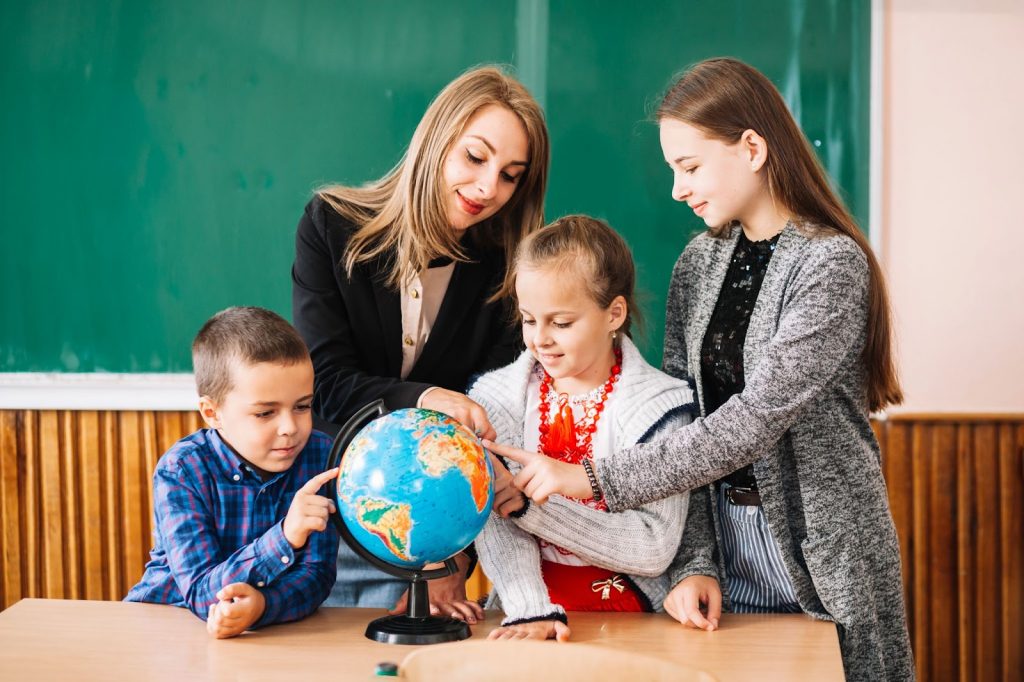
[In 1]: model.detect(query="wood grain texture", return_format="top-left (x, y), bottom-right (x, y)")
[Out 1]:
top-left (0, 410), bottom-right (1021, 681)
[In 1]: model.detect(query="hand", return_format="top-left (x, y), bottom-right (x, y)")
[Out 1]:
top-left (206, 582), bottom-right (266, 639)
top-left (482, 440), bottom-right (593, 504)
top-left (488, 452), bottom-right (526, 517)
top-left (389, 553), bottom-right (484, 624)
top-left (420, 389), bottom-right (497, 441)
top-left (663, 575), bottom-right (722, 632)
top-left (487, 619), bottom-right (570, 642)
top-left (283, 468), bottom-right (340, 549)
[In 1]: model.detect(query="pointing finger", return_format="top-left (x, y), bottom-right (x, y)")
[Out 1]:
top-left (301, 467), bottom-right (341, 493)
top-left (482, 440), bottom-right (533, 464)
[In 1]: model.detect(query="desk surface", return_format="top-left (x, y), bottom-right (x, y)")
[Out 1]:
top-left (0, 599), bottom-right (844, 681)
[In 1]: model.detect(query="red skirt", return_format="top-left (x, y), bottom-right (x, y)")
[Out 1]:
top-left (542, 560), bottom-right (648, 612)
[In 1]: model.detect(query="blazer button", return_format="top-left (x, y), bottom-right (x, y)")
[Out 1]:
top-left (403, 335), bottom-right (414, 346)
top-left (411, 289), bottom-right (420, 299)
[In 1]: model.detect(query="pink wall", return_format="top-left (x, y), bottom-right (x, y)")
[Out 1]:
top-left (882, 0), bottom-right (1024, 413)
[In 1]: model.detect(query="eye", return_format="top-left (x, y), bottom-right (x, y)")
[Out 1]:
top-left (295, 404), bottom-right (312, 412)
top-left (553, 321), bottom-right (573, 329)
top-left (500, 170), bottom-right (521, 184)
top-left (254, 410), bottom-right (274, 419)
top-left (684, 166), bottom-right (698, 175)
top-left (521, 318), bottom-right (536, 326)
top-left (465, 150), bottom-right (484, 165)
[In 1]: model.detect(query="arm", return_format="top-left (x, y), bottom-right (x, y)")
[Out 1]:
top-left (667, 484), bottom-right (718, 586)
top-left (475, 510), bottom-right (565, 625)
top-left (510, 413), bottom-right (691, 577)
top-left (597, 245), bottom-right (870, 510)
top-left (252, 520), bottom-right (339, 627)
top-left (291, 199), bottom-right (432, 425)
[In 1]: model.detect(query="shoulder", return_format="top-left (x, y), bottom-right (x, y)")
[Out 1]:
top-left (671, 230), bottom-right (722, 284)
top-left (468, 349), bottom-right (535, 403)
top-left (298, 194), bottom-right (361, 244)
top-left (154, 430), bottom-right (216, 485)
top-left (614, 339), bottom-right (696, 442)
top-left (786, 225), bottom-right (869, 282)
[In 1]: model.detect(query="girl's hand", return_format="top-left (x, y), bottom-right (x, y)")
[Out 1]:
top-left (663, 575), bottom-right (722, 631)
top-left (488, 452), bottom-right (527, 517)
top-left (482, 440), bottom-right (593, 504)
top-left (487, 619), bottom-right (571, 642)
top-left (420, 389), bottom-right (497, 441)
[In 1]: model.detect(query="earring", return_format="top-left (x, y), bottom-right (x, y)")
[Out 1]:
top-left (611, 331), bottom-right (617, 340)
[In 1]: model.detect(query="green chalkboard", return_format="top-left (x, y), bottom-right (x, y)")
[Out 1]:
top-left (1, 0), bottom-right (870, 372)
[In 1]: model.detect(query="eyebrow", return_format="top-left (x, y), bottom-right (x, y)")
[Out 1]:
top-left (671, 155), bottom-right (696, 165)
top-left (466, 135), bottom-right (529, 167)
top-left (250, 394), bottom-right (314, 406)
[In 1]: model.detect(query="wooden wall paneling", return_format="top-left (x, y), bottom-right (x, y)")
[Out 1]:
top-left (78, 411), bottom-right (105, 600)
top-left (956, 424), bottom-right (975, 682)
top-left (930, 423), bottom-right (958, 680)
top-left (972, 425), bottom-right (1000, 681)
top-left (118, 412), bottom-right (146, 599)
top-left (59, 411), bottom-right (80, 600)
top-left (21, 411), bottom-right (40, 600)
top-left (0, 411), bottom-right (22, 608)
top-left (101, 410), bottom-right (122, 600)
top-left (882, 420), bottom-right (915, 627)
top-left (38, 411), bottom-right (64, 598)
top-left (910, 422), bottom-right (931, 679)
top-left (1002, 425), bottom-right (1024, 679)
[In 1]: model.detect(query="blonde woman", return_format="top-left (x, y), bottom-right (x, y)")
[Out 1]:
top-left (291, 66), bottom-right (549, 616)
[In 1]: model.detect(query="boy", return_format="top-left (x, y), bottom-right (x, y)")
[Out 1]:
top-left (125, 306), bottom-right (340, 638)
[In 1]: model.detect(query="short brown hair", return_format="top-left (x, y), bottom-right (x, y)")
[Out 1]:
top-left (511, 215), bottom-right (643, 339)
top-left (192, 307), bottom-right (309, 403)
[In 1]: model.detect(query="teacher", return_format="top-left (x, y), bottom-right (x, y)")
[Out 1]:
top-left (292, 66), bottom-right (549, 616)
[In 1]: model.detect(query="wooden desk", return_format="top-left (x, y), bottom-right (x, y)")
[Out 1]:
top-left (0, 599), bottom-right (844, 681)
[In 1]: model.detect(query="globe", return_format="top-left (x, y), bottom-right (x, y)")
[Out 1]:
top-left (333, 407), bottom-right (494, 569)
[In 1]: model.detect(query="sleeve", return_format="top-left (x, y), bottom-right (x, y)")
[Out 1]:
top-left (510, 412), bottom-right (691, 577)
top-left (291, 199), bottom-right (432, 425)
top-left (253, 517), bottom-right (339, 627)
top-left (596, 245), bottom-right (871, 511)
top-left (661, 252), bottom-right (691, 382)
top-left (155, 467), bottom-right (305, 621)
top-left (475, 509), bottom-right (566, 625)
top-left (666, 484), bottom-right (719, 588)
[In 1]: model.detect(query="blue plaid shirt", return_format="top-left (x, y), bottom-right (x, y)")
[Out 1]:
top-left (125, 428), bottom-right (339, 627)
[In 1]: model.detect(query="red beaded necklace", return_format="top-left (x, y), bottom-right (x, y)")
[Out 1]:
top-left (537, 347), bottom-right (622, 465)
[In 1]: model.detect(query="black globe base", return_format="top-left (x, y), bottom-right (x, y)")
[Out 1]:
top-left (365, 614), bottom-right (471, 645)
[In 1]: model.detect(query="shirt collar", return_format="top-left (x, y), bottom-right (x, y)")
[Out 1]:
top-left (206, 428), bottom-right (283, 485)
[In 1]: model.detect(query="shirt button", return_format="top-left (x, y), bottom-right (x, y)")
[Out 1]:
top-left (411, 289), bottom-right (420, 299)
top-left (403, 335), bottom-right (414, 346)
top-left (281, 556), bottom-right (290, 564)
top-left (232, 474), bottom-right (241, 481)
top-left (256, 581), bottom-right (265, 587)
top-left (746, 506), bottom-right (757, 516)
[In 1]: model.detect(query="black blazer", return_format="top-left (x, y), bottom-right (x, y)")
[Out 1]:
top-left (291, 196), bottom-right (522, 435)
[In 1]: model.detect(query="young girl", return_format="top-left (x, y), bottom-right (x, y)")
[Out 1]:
top-left (291, 66), bottom-right (549, 615)
top-left (487, 59), bottom-right (914, 680)
top-left (470, 215), bottom-right (696, 641)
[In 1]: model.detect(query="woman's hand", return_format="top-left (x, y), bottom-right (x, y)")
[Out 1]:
top-left (482, 440), bottom-right (593, 504)
top-left (487, 619), bottom-right (570, 642)
top-left (663, 575), bottom-right (721, 631)
top-left (488, 452), bottom-right (527, 517)
top-left (420, 388), bottom-right (496, 441)
top-left (389, 552), bottom-right (484, 624)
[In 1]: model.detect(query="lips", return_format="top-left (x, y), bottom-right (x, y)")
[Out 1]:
top-left (272, 445), bottom-right (297, 457)
top-left (690, 201), bottom-right (707, 217)
top-left (456, 191), bottom-right (484, 216)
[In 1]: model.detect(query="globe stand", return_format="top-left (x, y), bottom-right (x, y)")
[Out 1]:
top-left (322, 400), bottom-right (475, 645)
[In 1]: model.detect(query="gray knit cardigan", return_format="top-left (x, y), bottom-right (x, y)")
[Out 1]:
top-left (468, 337), bottom-right (696, 624)
top-left (595, 224), bottom-right (914, 681)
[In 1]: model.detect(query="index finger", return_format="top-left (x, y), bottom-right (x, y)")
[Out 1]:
top-left (301, 467), bottom-right (341, 493)
top-left (482, 440), bottom-right (534, 464)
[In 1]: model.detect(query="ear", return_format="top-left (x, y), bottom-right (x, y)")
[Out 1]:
top-left (607, 295), bottom-right (628, 333)
top-left (198, 396), bottom-right (221, 429)
top-left (741, 129), bottom-right (769, 173)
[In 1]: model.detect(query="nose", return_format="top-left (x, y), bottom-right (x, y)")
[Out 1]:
top-left (278, 411), bottom-right (297, 436)
top-left (671, 172), bottom-right (690, 203)
top-left (533, 323), bottom-right (553, 348)
top-left (476, 170), bottom-right (498, 200)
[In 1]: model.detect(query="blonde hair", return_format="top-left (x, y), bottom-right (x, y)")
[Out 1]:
top-left (511, 215), bottom-right (643, 339)
top-left (319, 66), bottom-right (549, 291)
top-left (657, 57), bottom-right (902, 411)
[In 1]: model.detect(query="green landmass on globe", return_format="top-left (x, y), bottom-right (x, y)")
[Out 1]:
top-left (355, 497), bottom-right (414, 562)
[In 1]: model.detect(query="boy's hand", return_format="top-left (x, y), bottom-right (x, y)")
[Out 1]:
top-left (206, 582), bottom-right (266, 639)
top-left (488, 452), bottom-right (527, 517)
top-left (390, 553), bottom-right (484, 624)
top-left (487, 619), bottom-right (570, 642)
top-left (284, 467), bottom-right (340, 550)
top-left (482, 440), bottom-right (593, 504)
top-left (663, 575), bottom-right (722, 631)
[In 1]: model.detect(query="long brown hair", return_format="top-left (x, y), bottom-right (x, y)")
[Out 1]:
top-left (512, 214), bottom-right (643, 339)
top-left (657, 57), bottom-right (902, 411)
top-left (319, 66), bottom-right (549, 291)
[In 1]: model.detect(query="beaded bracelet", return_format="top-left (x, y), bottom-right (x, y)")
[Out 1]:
top-left (581, 458), bottom-right (603, 502)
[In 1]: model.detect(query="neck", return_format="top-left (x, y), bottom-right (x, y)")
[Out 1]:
top-left (549, 345), bottom-right (618, 396)
top-left (738, 194), bottom-right (791, 241)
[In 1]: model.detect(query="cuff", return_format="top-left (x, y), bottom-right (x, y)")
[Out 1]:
top-left (251, 520), bottom-right (297, 586)
top-left (501, 609), bottom-right (568, 627)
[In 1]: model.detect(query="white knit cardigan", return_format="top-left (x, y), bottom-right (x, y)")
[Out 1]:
top-left (468, 336), bottom-right (696, 623)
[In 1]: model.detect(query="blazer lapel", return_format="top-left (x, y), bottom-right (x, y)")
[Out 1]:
top-left (413, 255), bottom-right (491, 377)
top-left (687, 225), bottom-right (740, 417)
top-left (369, 263), bottom-right (403, 376)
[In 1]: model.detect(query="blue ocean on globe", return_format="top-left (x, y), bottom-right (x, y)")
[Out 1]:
top-left (334, 408), bottom-right (494, 569)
